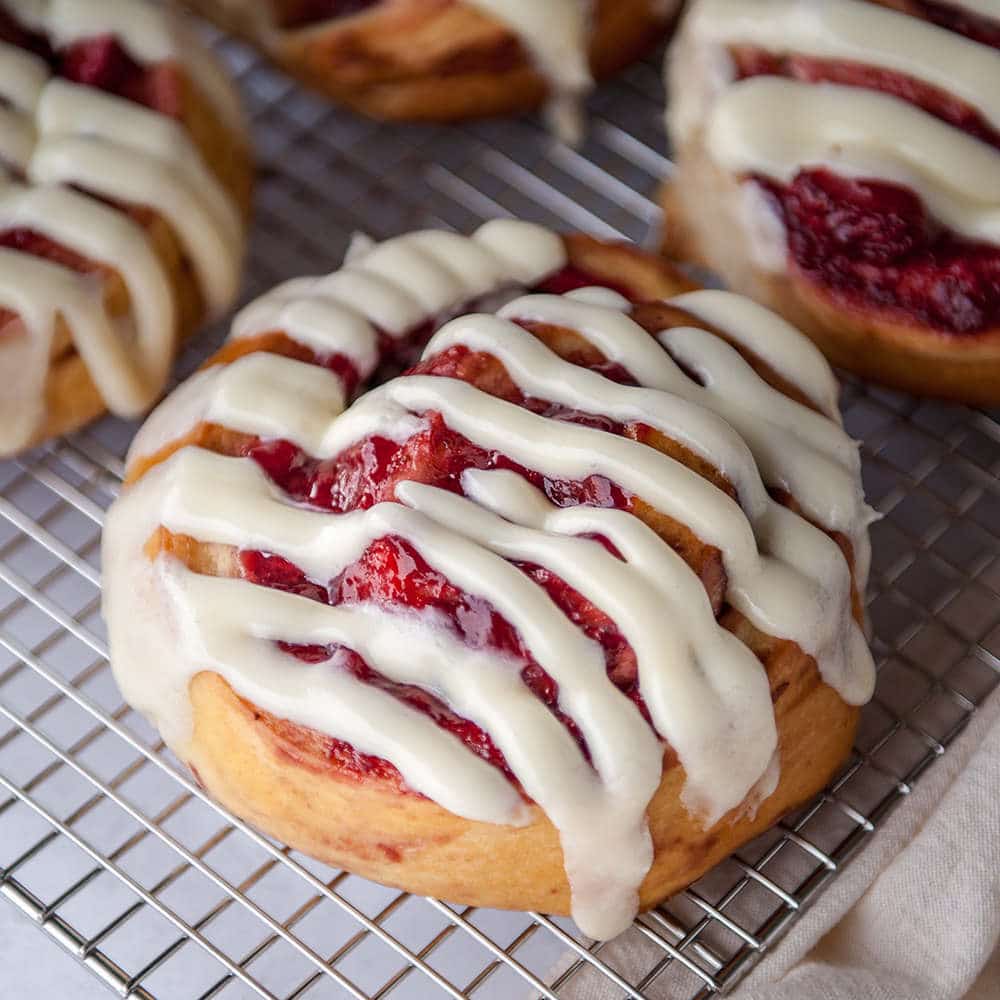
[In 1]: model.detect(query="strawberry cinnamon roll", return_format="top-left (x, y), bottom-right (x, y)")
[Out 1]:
top-left (663, 0), bottom-right (1000, 405)
top-left (184, 0), bottom-right (679, 140)
top-left (103, 222), bottom-right (875, 939)
top-left (0, 0), bottom-right (251, 455)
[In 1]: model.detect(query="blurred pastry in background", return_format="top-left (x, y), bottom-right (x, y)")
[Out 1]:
top-left (184, 0), bottom-right (681, 141)
top-left (662, 0), bottom-right (1000, 405)
top-left (0, 0), bottom-right (252, 454)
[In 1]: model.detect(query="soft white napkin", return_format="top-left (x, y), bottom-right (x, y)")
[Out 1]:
top-left (562, 688), bottom-right (1000, 1000)
top-left (736, 687), bottom-right (1000, 1000)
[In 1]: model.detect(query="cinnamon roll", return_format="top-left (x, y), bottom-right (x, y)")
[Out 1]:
top-left (104, 222), bottom-right (875, 939)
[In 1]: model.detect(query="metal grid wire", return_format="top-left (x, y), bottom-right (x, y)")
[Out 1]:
top-left (0, 24), bottom-right (998, 1000)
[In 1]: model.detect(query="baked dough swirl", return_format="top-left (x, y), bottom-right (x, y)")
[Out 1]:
top-left (104, 222), bottom-right (875, 939)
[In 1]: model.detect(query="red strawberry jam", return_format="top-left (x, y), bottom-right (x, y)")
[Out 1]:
top-left (234, 269), bottom-right (676, 792)
top-left (733, 47), bottom-right (1000, 333)
top-left (0, 228), bottom-right (101, 275)
top-left (913, 1), bottom-right (1000, 48)
top-left (277, 0), bottom-right (384, 29)
top-left (241, 529), bottom-right (648, 794)
top-left (0, 228), bottom-right (113, 333)
top-left (58, 35), bottom-right (182, 117)
top-left (248, 406), bottom-right (633, 515)
top-left (0, 9), bottom-right (185, 291)
top-left (295, 325), bottom-right (421, 402)
top-left (758, 169), bottom-right (1000, 334)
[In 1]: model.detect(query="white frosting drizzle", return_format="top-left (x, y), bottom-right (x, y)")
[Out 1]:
top-left (464, 0), bottom-right (594, 142)
top-left (494, 291), bottom-right (869, 556)
top-left (106, 226), bottom-right (874, 941)
top-left (706, 78), bottom-right (1000, 244)
top-left (33, 80), bottom-right (243, 313)
top-left (0, 0), bottom-right (246, 454)
top-left (668, 0), bottom-right (1000, 256)
top-left (404, 469), bottom-right (776, 825)
top-left (668, 289), bottom-right (841, 419)
top-left (672, 0), bottom-right (1000, 136)
top-left (0, 180), bottom-right (175, 409)
top-left (318, 372), bottom-right (870, 698)
top-left (231, 222), bottom-right (562, 369)
top-left (0, 44), bottom-right (48, 113)
top-left (463, 0), bottom-right (685, 141)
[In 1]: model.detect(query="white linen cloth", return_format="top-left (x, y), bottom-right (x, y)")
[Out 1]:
top-left (562, 688), bottom-right (1000, 1000)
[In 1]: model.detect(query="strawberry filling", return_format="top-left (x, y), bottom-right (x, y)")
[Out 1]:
top-left (247, 409), bottom-right (633, 516)
top-left (292, 260), bottom-right (637, 404)
top-left (734, 48), bottom-right (1000, 333)
top-left (0, 228), bottom-right (101, 274)
top-left (0, 6), bottom-right (49, 60)
top-left (0, 228), bottom-right (110, 334)
top-left (912, 1), bottom-right (1000, 47)
top-left (59, 35), bottom-right (181, 116)
top-left (229, 268), bottom-right (699, 794)
top-left (255, 263), bottom-right (639, 420)
top-left (0, 8), bottom-right (187, 327)
top-left (242, 527), bottom-right (647, 795)
top-left (276, 0), bottom-right (384, 29)
top-left (757, 169), bottom-right (1000, 334)
top-left (298, 320), bottom-right (433, 401)
top-left (0, 3), bottom-right (181, 116)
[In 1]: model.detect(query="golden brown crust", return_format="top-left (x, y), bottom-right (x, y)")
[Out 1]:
top-left (661, 139), bottom-right (1000, 407)
top-left (143, 513), bottom-right (857, 915)
top-left (125, 235), bottom-right (863, 919)
top-left (21, 66), bottom-right (253, 453)
top-left (185, 659), bottom-right (856, 914)
top-left (562, 232), bottom-right (700, 301)
top-left (186, 0), bottom-right (675, 121)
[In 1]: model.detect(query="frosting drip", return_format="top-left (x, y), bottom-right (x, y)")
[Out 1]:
top-left (0, 0), bottom-right (245, 453)
top-left (464, 0), bottom-right (595, 142)
top-left (105, 223), bottom-right (874, 940)
top-left (464, 0), bottom-right (682, 141)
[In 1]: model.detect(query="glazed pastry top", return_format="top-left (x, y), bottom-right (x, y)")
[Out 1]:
top-left (668, 0), bottom-right (1000, 264)
top-left (0, 0), bottom-right (246, 453)
top-left (104, 221), bottom-right (875, 940)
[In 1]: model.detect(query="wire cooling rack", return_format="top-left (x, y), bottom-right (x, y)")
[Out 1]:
top-left (1, 24), bottom-right (998, 1000)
